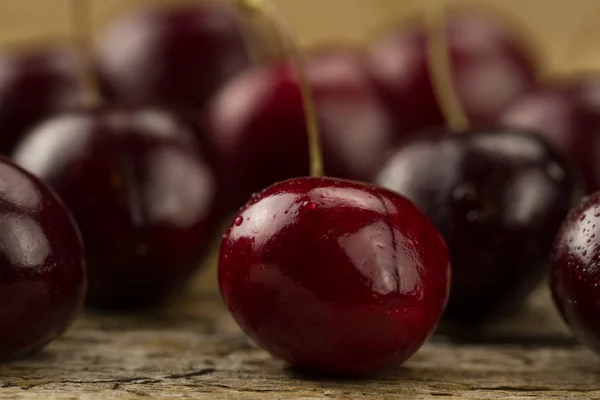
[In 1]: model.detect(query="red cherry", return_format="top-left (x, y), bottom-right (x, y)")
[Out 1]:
top-left (12, 107), bottom-right (220, 309)
top-left (551, 192), bottom-right (600, 352)
top-left (0, 44), bottom-right (85, 154)
top-left (571, 74), bottom-right (600, 119)
top-left (0, 157), bottom-right (85, 359)
top-left (208, 49), bottom-right (396, 207)
top-left (499, 85), bottom-right (597, 192)
top-left (376, 129), bottom-right (581, 325)
top-left (219, 177), bottom-right (450, 375)
top-left (366, 7), bottom-right (538, 134)
top-left (95, 2), bottom-right (257, 113)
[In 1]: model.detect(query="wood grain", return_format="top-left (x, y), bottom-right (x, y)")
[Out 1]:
top-left (0, 253), bottom-right (597, 399)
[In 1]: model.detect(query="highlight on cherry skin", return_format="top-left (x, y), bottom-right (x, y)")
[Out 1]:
top-left (0, 157), bottom-right (86, 360)
top-left (219, 177), bottom-right (451, 375)
top-left (376, 129), bottom-right (582, 327)
top-left (551, 192), bottom-right (600, 354)
top-left (12, 107), bottom-right (220, 310)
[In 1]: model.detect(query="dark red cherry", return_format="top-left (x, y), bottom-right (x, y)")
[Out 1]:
top-left (219, 177), bottom-right (450, 375)
top-left (95, 2), bottom-right (260, 113)
top-left (208, 49), bottom-right (395, 207)
top-left (0, 44), bottom-right (85, 154)
top-left (499, 85), bottom-right (597, 192)
top-left (0, 157), bottom-right (85, 359)
top-left (12, 107), bottom-right (219, 309)
top-left (376, 129), bottom-right (581, 325)
top-left (551, 192), bottom-right (600, 352)
top-left (366, 7), bottom-right (538, 134)
top-left (571, 74), bottom-right (600, 120)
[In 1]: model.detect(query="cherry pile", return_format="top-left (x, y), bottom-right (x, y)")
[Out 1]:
top-left (0, 0), bottom-right (599, 377)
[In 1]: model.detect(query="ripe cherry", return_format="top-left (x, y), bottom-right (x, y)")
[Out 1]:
top-left (551, 192), bottom-right (600, 353)
top-left (219, 177), bottom-right (450, 375)
top-left (208, 49), bottom-right (395, 207)
top-left (499, 85), bottom-right (597, 193)
top-left (12, 107), bottom-right (220, 309)
top-left (0, 157), bottom-right (85, 359)
top-left (0, 44), bottom-right (85, 154)
top-left (376, 129), bottom-right (581, 325)
top-left (366, 7), bottom-right (538, 134)
top-left (95, 1), bottom-right (261, 113)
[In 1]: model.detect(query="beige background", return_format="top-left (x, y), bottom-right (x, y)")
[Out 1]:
top-left (0, 0), bottom-right (599, 74)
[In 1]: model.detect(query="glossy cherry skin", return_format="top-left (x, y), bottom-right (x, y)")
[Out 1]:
top-left (499, 86), bottom-right (598, 193)
top-left (208, 50), bottom-right (395, 207)
top-left (12, 107), bottom-right (219, 309)
top-left (0, 157), bottom-right (85, 360)
top-left (219, 177), bottom-right (450, 375)
top-left (366, 7), bottom-right (538, 134)
top-left (95, 2), bottom-right (255, 113)
top-left (376, 129), bottom-right (581, 325)
top-left (0, 44), bottom-right (85, 154)
top-left (551, 192), bottom-right (600, 353)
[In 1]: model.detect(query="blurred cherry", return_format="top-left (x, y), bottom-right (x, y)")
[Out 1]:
top-left (0, 43), bottom-right (85, 154)
top-left (499, 84), bottom-right (597, 192)
top-left (0, 157), bottom-right (85, 360)
top-left (366, 7), bottom-right (539, 134)
top-left (12, 107), bottom-right (220, 309)
top-left (95, 1), bottom-right (269, 115)
top-left (208, 48), bottom-right (396, 207)
top-left (376, 129), bottom-right (581, 325)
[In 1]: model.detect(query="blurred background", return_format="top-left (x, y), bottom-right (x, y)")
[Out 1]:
top-left (0, 0), bottom-right (599, 74)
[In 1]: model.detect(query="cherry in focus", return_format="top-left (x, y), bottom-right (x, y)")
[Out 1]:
top-left (219, 177), bottom-right (450, 375)
top-left (12, 107), bottom-right (220, 309)
top-left (208, 49), bottom-right (396, 207)
top-left (376, 129), bottom-right (581, 325)
top-left (0, 157), bottom-right (85, 360)
top-left (0, 44), bottom-right (85, 154)
top-left (95, 2), bottom-right (262, 114)
top-left (551, 192), bottom-right (600, 353)
top-left (366, 7), bottom-right (538, 134)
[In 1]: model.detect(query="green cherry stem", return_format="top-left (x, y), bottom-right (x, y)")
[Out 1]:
top-left (238, 0), bottom-right (324, 177)
top-left (70, 0), bottom-right (100, 108)
top-left (423, 0), bottom-right (469, 132)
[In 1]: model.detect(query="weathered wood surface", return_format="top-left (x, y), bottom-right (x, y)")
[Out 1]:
top-left (0, 254), bottom-right (598, 400)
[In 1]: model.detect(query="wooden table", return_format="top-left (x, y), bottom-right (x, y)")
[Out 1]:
top-left (0, 253), bottom-right (597, 400)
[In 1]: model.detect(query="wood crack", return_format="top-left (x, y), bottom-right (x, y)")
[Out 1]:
top-left (164, 368), bottom-right (216, 379)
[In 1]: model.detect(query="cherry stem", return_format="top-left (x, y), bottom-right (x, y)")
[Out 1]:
top-left (238, 0), bottom-right (324, 177)
top-left (423, 0), bottom-right (469, 132)
top-left (70, 0), bottom-right (101, 108)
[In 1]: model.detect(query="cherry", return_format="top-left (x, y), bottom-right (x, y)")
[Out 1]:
top-left (0, 44), bottom-right (85, 155)
top-left (498, 85), bottom-right (598, 192)
top-left (219, 177), bottom-right (450, 375)
top-left (12, 107), bottom-right (219, 309)
top-left (0, 157), bottom-right (85, 360)
top-left (366, 7), bottom-right (538, 134)
top-left (550, 192), bottom-right (600, 353)
top-left (94, 1), bottom-right (261, 114)
top-left (208, 49), bottom-right (395, 207)
top-left (376, 129), bottom-right (581, 325)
